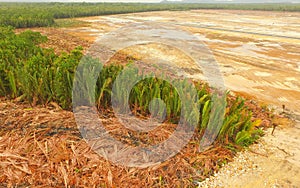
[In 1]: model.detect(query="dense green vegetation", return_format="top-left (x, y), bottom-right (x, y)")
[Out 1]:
top-left (0, 26), bottom-right (262, 147)
top-left (0, 2), bottom-right (299, 28)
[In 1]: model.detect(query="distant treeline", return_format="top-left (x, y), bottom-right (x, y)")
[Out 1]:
top-left (0, 2), bottom-right (299, 28)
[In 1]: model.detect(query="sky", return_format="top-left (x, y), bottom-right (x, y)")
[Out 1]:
top-left (0, 0), bottom-right (161, 2)
top-left (0, 0), bottom-right (163, 2)
top-left (0, 0), bottom-right (298, 2)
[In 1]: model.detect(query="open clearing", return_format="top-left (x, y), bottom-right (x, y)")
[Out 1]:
top-left (12, 9), bottom-right (300, 187)
top-left (66, 9), bottom-right (300, 187)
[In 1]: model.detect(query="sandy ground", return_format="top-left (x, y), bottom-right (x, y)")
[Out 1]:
top-left (53, 10), bottom-right (300, 187)
top-left (198, 121), bottom-right (300, 188)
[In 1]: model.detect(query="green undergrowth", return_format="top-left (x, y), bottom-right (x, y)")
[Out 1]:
top-left (0, 26), bottom-right (263, 147)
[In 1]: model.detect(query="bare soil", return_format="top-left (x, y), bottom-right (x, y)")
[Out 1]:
top-left (66, 9), bottom-right (300, 115)
top-left (199, 121), bottom-right (300, 188)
